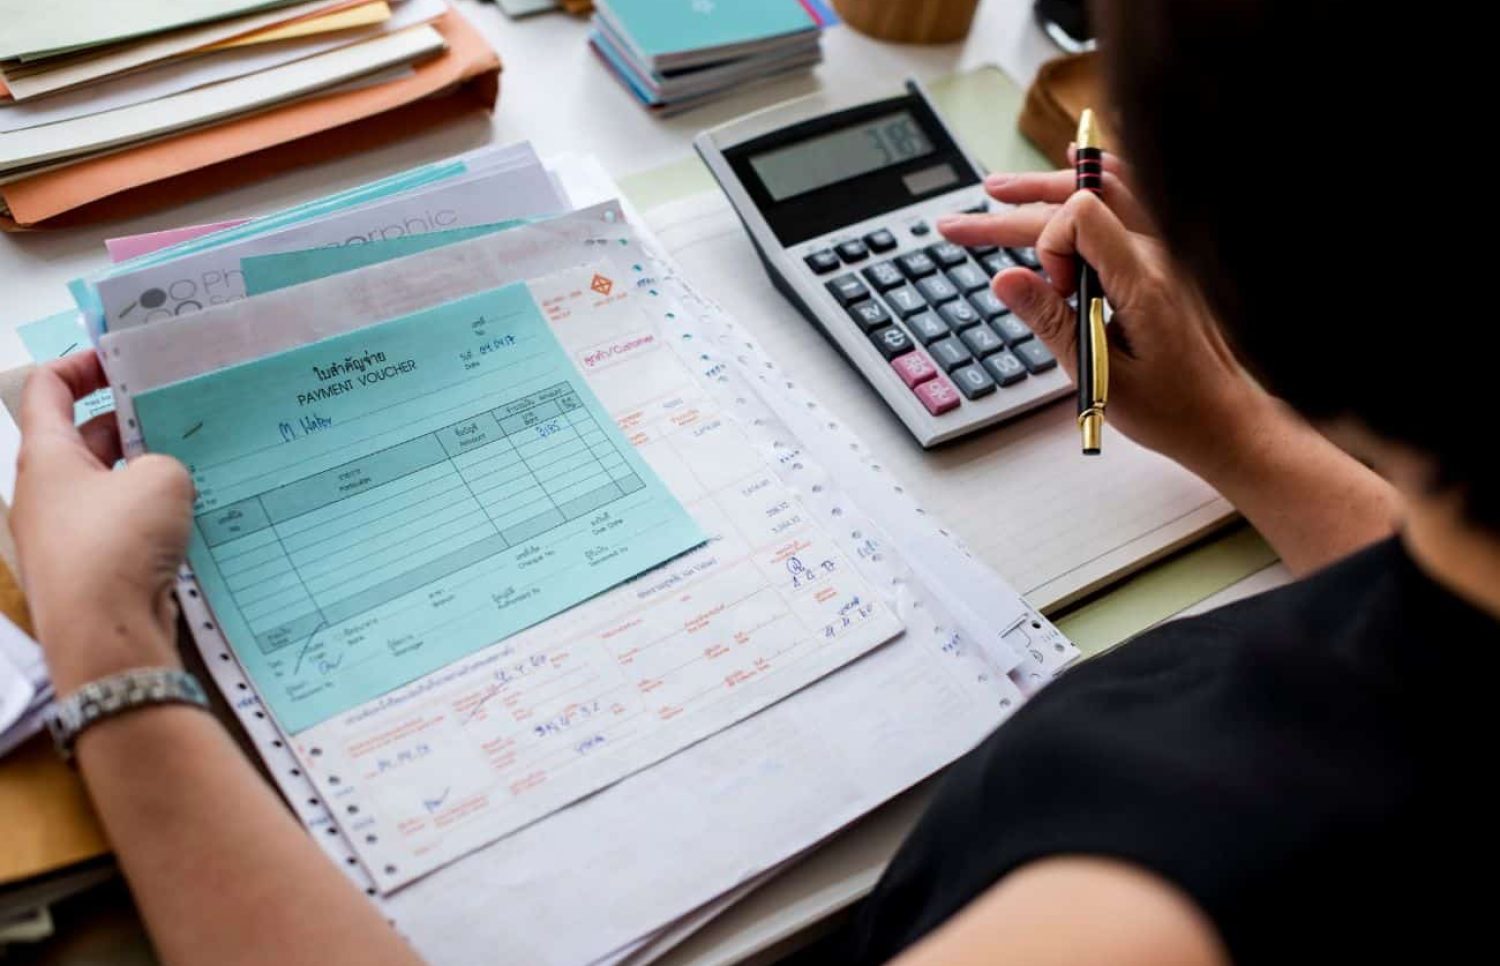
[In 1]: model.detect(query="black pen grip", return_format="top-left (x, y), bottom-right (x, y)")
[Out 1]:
top-left (1075, 145), bottom-right (1105, 417)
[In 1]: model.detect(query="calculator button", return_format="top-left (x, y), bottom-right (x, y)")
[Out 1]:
top-left (951, 363), bottom-right (997, 399)
top-left (926, 242), bottom-right (968, 268)
top-left (960, 324), bottom-right (1006, 358)
top-left (897, 252), bottom-right (938, 279)
top-left (964, 201), bottom-right (990, 214)
top-left (1009, 246), bottom-right (1044, 270)
top-left (928, 336), bottom-right (973, 372)
top-left (869, 325), bottom-right (914, 360)
top-left (1015, 339), bottom-right (1058, 373)
top-left (937, 298), bottom-right (982, 331)
top-left (826, 274), bottom-right (870, 307)
top-left (983, 351), bottom-right (1029, 386)
top-left (948, 263), bottom-right (990, 294)
top-left (969, 289), bottom-right (1007, 320)
top-left (847, 299), bottom-right (892, 333)
top-left (967, 244), bottom-right (999, 258)
top-left (990, 314), bottom-right (1034, 346)
top-left (916, 275), bottom-right (959, 305)
top-left (904, 310), bottom-right (950, 344)
top-left (804, 250), bottom-right (840, 274)
top-left (913, 376), bottom-right (961, 415)
top-left (862, 261), bottom-right (906, 291)
top-left (836, 239), bottom-right (869, 263)
top-left (910, 221), bottom-right (931, 237)
top-left (890, 351), bottom-right (939, 388)
top-left (864, 229), bottom-right (898, 253)
top-left (883, 285), bottom-right (927, 318)
top-left (981, 250), bottom-right (1022, 276)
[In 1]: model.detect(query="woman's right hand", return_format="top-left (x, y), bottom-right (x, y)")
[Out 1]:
top-left (936, 158), bottom-right (1276, 480)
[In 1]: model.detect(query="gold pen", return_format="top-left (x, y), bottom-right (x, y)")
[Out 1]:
top-left (1074, 109), bottom-right (1108, 455)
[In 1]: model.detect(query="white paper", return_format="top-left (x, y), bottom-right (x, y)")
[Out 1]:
top-left (96, 152), bottom-right (565, 332)
top-left (0, 0), bottom-right (446, 134)
top-left (0, 397), bottom-right (19, 507)
top-left (0, 613), bottom-right (49, 756)
top-left (0, 26), bottom-right (446, 173)
top-left (108, 171), bottom-right (1073, 963)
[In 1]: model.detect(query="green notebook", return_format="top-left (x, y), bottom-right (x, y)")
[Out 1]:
top-left (597, 0), bottom-right (818, 71)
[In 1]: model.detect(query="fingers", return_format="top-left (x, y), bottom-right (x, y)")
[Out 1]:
top-left (77, 410), bottom-right (123, 467)
top-left (127, 453), bottom-right (196, 505)
top-left (983, 170), bottom-right (1151, 233)
top-left (49, 351), bottom-right (108, 401)
top-left (937, 204), bottom-right (1056, 249)
top-left (992, 269), bottom-right (1078, 378)
top-left (1034, 192), bottom-right (1149, 305)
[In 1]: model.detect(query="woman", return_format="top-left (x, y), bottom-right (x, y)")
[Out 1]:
top-left (8, 1), bottom-right (1464, 962)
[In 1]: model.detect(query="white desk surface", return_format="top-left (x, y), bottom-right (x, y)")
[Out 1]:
top-left (0, 4), bottom-right (1165, 964)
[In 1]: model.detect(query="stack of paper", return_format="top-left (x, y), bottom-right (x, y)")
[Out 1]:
top-left (0, 148), bottom-right (1076, 962)
top-left (590, 0), bottom-right (838, 115)
top-left (0, 1), bottom-right (502, 229)
top-left (0, 614), bottom-right (49, 759)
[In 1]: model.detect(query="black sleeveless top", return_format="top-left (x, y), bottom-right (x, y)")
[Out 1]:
top-left (790, 537), bottom-right (1467, 963)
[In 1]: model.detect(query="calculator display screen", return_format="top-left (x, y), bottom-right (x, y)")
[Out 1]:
top-left (749, 111), bottom-right (935, 202)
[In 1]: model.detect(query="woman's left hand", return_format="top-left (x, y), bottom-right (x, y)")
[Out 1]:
top-left (9, 352), bottom-right (195, 695)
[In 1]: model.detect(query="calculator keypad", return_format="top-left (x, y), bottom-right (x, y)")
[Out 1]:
top-left (809, 217), bottom-right (1052, 424)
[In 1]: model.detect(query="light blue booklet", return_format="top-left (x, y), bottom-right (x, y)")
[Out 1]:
top-left (132, 282), bottom-right (705, 733)
top-left (597, 0), bottom-right (818, 68)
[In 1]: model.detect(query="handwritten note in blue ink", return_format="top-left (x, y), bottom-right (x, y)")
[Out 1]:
top-left (241, 221), bottom-right (521, 296)
top-left (132, 282), bottom-right (706, 733)
top-left (16, 311), bottom-right (113, 423)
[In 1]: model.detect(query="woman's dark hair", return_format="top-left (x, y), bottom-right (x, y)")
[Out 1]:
top-left (1095, 0), bottom-right (1495, 528)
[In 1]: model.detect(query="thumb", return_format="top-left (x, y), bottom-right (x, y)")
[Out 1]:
top-left (993, 269), bottom-right (1078, 379)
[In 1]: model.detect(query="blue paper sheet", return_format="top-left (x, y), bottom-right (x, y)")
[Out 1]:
top-left (15, 311), bottom-right (113, 423)
top-left (131, 282), bottom-right (706, 733)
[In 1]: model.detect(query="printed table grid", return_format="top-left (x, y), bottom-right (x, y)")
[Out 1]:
top-left (195, 383), bottom-right (645, 654)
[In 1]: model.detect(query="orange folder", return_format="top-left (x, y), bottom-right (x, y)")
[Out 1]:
top-left (0, 8), bottom-right (502, 231)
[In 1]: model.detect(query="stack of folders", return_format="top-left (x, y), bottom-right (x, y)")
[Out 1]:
top-left (0, 614), bottom-right (48, 759)
top-left (590, 0), bottom-right (839, 115)
top-left (0, 0), bottom-right (502, 229)
top-left (7, 145), bottom-right (1076, 963)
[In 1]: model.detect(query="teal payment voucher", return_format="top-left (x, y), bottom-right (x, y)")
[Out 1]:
top-left (132, 282), bottom-right (706, 733)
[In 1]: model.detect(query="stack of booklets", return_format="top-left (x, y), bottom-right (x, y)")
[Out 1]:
top-left (590, 0), bottom-right (838, 115)
top-left (0, 0), bottom-right (502, 229)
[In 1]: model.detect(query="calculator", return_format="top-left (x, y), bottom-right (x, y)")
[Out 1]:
top-left (695, 80), bottom-right (1071, 447)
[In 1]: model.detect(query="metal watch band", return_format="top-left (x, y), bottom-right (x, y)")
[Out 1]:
top-left (45, 668), bottom-right (210, 763)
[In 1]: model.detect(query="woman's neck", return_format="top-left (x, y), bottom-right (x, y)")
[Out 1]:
top-left (1402, 495), bottom-right (1500, 620)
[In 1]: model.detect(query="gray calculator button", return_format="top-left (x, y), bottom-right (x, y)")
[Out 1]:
top-left (960, 324), bottom-right (1006, 358)
top-left (864, 229), bottom-right (898, 252)
top-left (826, 274), bottom-right (869, 307)
top-left (982, 250), bottom-right (1022, 276)
top-left (837, 239), bottom-right (869, 263)
top-left (848, 299), bottom-right (892, 333)
top-left (948, 263), bottom-right (989, 293)
top-left (869, 325), bottom-right (913, 360)
top-left (916, 275), bottom-right (959, 304)
top-left (928, 336), bottom-right (973, 372)
top-left (990, 313), bottom-right (1034, 346)
top-left (897, 251), bottom-right (938, 278)
top-left (1015, 339), bottom-right (1058, 373)
top-left (969, 289), bottom-right (1007, 319)
top-left (951, 363), bottom-right (997, 399)
top-left (1009, 246), bottom-right (1043, 270)
top-left (967, 243), bottom-right (999, 258)
top-left (805, 250), bottom-right (840, 274)
top-left (983, 351), bottom-right (1028, 386)
top-left (910, 221), bottom-right (931, 236)
top-left (937, 298), bottom-right (981, 331)
top-left (905, 310), bottom-right (950, 344)
top-left (862, 261), bottom-right (905, 291)
top-left (883, 285), bottom-right (927, 318)
top-left (926, 242), bottom-right (968, 268)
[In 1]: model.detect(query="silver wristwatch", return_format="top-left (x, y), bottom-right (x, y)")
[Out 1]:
top-left (45, 667), bottom-right (210, 762)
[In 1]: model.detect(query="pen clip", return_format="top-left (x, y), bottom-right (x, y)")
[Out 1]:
top-left (1088, 297), bottom-right (1108, 409)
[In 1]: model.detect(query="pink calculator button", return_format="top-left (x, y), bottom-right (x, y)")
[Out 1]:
top-left (913, 376), bottom-right (961, 415)
top-left (890, 351), bottom-right (938, 388)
